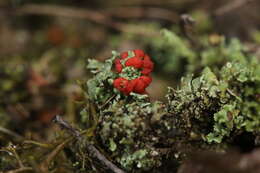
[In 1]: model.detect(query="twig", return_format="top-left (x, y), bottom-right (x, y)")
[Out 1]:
top-left (214, 0), bottom-right (253, 16)
top-left (227, 88), bottom-right (242, 101)
top-left (0, 127), bottom-right (24, 141)
top-left (99, 94), bottom-right (116, 109)
top-left (105, 7), bottom-right (178, 23)
top-left (14, 4), bottom-right (122, 31)
top-left (9, 145), bottom-right (24, 168)
top-left (53, 115), bottom-right (126, 173)
top-left (16, 4), bottom-right (110, 24)
top-left (179, 14), bottom-right (197, 47)
top-left (7, 4), bottom-right (161, 36)
top-left (52, 115), bottom-right (81, 139)
top-left (23, 140), bottom-right (53, 148)
top-left (5, 167), bottom-right (33, 173)
top-left (1, 144), bottom-right (33, 173)
top-left (15, 4), bottom-right (178, 23)
top-left (86, 144), bottom-right (126, 173)
top-left (111, 0), bottom-right (195, 6)
top-left (39, 137), bottom-right (72, 172)
top-left (38, 116), bottom-right (87, 172)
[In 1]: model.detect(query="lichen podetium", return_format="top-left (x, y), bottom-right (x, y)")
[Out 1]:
top-left (85, 34), bottom-right (260, 171)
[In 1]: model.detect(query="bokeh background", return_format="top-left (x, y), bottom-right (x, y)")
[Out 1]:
top-left (0, 0), bottom-right (260, 167)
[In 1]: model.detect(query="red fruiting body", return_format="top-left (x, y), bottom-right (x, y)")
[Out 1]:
top-left (113, 49), bottom-right (154, 95)
top-left (114, 59), bottom-right (122, 72)
top-left (141, 55), bottom-right (154, 75)
top-left (132, 78), bottom-right (146, 93)
top-left (113, 77), bottom-right (133, 95)
top-left (139, 76), bottom-right (152, 86)
top-left (125, 57), bottom-right (143, 69)
top-left (115, 58), bottom-right (123, 73)
top-left (133, 49), bottom-right (145, 57)
top-left (120, 52), bottom-right (128, 59)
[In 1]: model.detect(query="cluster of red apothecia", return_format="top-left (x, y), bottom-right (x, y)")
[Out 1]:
top-left (113, 50), bottom-right (154, 95)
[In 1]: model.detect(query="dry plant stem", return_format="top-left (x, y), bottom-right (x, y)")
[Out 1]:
top-left (10, 146), bottom-right (24, 168)
top-left (38, 116), bottom-right (89, 172)
top-left (99, 94), bottom-right (116, 110)
top-left (86, 145), bottom-right (126, 173)
top-left (22, 140), bottom-right (53, 148)
top-left (16, 4), bottom-right (178, 24)
top-left (5, 167), bottom-right (33, 173)
top-left (53, 115), bottom-right (126, 173)
top-left (0, 126), bottom-right (24, 141)
top-left (179, 14), bottom-right (198, 47)
top-left (112, 0), bottom-right (194, 6)
top-left (52, 115), bottom-right (81, 139)
top-left (10, 4), bottom-right (159, 36)
top-left (214, 0), bottom-right (253, 16)
top-left (15, 4), bottom-right (122, 31)
top-left (105, 7), bottom-right (178, 23)
top-left (0, 144), bottom-right (25, 170)
top-left (39, 137), bottom-right (72, 172)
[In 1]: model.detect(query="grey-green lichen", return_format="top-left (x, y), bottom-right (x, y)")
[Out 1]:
top-left (97, 95), bottom-right (162, 171)
top-left (145, 29), bottom-right (254, 77)
top-left (166, 61), bottom-right (260, 144)
top-left (83, 30), bottom-right (260, 172)
top-left (86, 51), bottom-right (118, 104)
top-left (120, 66), bottom-right (142, 80)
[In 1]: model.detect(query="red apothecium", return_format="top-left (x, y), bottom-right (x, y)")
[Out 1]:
top-left (113, 50), bottom-right (154, 95)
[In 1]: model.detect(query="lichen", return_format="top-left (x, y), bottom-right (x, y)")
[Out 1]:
top-left (86, 51), bottom-right (118, 104)
top-left (97, 94), bottom-right (162, 171)
top-left (166, 61), bottom-right (260, 144)
top-left (82, 30), bottom-right (260, 172)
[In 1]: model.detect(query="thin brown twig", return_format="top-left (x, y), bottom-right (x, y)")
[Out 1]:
top-left (86, 144), bottom-right (126, 173)
top-left (52, 115), bottom-right (81, 139)
top-left (5, 167), bottom-right (33, 173)
top-left (1, 144), bottom-right (28, 171)
top-left (0, 127), bottom-right (24, 141)
top-left (105, 7), bottom-right (178, 23)
top-left (22, 140), bottom-right (53, 149)
top-left (99, 94), bottom-right (116, 109)
top-left (109, 0), bottom-right (195, 6)
top-left (179, 14), bottom-right (198, 47)
top-left (214, 0), bottom-right (254, 16)
top-left (38, 117), bottom-right (93, 172)
top-left (16, 4), bottom-right (109, 23)
top-left (14, 4), bottom-right (122, 31)
top-left (10, 146), bottom-right (24, 168)
top-left (53, 115), bottom-right (126, 173)
top-left (38, 129), bottom-right (91, 172)
top-left (9, 4), bottom-right (166, 36)
top-left (39, 137), bottom-right (72, 172)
